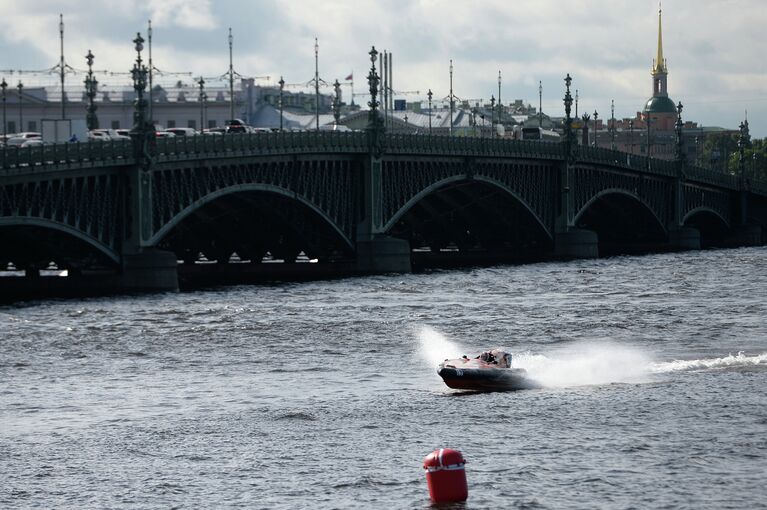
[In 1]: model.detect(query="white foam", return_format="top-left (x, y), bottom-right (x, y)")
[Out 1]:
top-left (415, 325), bottom-right (464, 368)
top-left (650, 351), bottom-right (767, 373)
top-left (513, 342), bottom-right (653, 388)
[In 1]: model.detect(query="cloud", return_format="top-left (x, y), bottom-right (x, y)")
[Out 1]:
top-left (148, 0), bottom-right (218, 30)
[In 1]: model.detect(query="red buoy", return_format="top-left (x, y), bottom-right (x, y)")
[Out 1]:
top-left (423, 448), bottom-right (468, 503)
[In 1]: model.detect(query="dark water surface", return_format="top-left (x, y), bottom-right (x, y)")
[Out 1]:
top-left (2, 248), bottom-right (766, 509)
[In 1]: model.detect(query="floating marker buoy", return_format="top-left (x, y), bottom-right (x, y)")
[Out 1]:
top-left (423, 448), bottom-right (468, 503)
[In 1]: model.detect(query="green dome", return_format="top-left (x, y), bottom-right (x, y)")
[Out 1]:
top-left (644, 96), bottom-right (677, 114)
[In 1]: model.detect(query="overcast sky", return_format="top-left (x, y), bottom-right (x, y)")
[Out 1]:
top-left (1, 0), bottom-right (765, 136)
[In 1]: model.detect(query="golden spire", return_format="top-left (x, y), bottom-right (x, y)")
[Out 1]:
top-left (652, 3), bottom-right (667, 74)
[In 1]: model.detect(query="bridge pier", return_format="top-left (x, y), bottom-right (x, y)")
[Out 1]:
top-left (727, 224), bottom-right (763, 248)
top-left (356, 236), bottom-right (411, 274)
top-left (667, 227), bottom-right (701, 251)
top-left (554, 229), bottom-right (599, 259)
top-left (121, 250), bottom-right (179, 292)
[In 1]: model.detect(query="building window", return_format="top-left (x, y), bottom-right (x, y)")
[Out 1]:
top-left (7, 121), bottom-right (16, 133)
top-left (208, 120), bottom-right (217, 128)
top-left (111, 120), bottom-right (120, 129)
top-left (167, 120), bottom-right (176, 128)
top-left (188, 120), bottom-right (196, 129)
top-left (28, 121), bottom-right (36, 132)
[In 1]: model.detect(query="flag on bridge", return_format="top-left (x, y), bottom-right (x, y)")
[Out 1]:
top-left (345, 73), bottom-right (353, 81)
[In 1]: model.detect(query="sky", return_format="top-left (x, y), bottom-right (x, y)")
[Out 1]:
top-left (1, 0), bottom-right (765, 136)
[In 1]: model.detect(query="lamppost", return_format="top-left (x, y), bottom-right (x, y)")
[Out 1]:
top-left (675, 101), bottom-right (684, 164)
top-left (563, 74), bottom-right (574, 159)
top-left (404, 114), bottom-right (409, 133)
top-left (471, 108), bottom-right (477, 137)
top-left (278, 76), bottom-right (285, 132)
top-left (610, 99), bottom-right (615, 150)
top-left (1, 78), bottom-right (7, 138)
top-left (228, 28), bottom-right (235, 122)
top-left (59, 14), bottom-right (66, 119)
top-left (593, 110), bottom-right (598, 147)
top-left (333, 79), bottom-right (341, 126)
top-left (490, 95), bottom-right (495, 138)
top-left (497, 70), bottom-right (502, 126)
top-left (449, 59), bottom-right (454, 136)
top-left (132, 34), bottom-right (148, 129)
top-left (427, 88), bottom-right (432, 135)
top-left (538, 80), bottom-right (543, 127)
top-left (84, 50), bottom-right (98, 130)
top-left (17, 81), bottom-right (23, 132)
top-left (198, 76), bottom-right (205, 132)
top-left (314, 37), bottom-right (320, 131)
top-left (629, 119), bottom-right (634, 154)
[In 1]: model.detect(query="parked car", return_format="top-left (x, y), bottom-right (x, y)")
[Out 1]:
top-left (226, 118), bottom-right (250, 133)
top-left (155, 131), bottom-right (176, 138)
top-left (204, 127), bottom-right (226, 135)
top-left (115, 129), bottom-right (131, 138)
top-left (90, 129), bottom-right (130, 141)
top-left (5, 132), bottom-right (42, 146)
top-left (21, 139), bottom-right (45, 147)
top-left (163, 127), bottom-right (198, 137)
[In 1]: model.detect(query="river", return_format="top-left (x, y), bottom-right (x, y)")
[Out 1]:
top-left (1, 247), bottom-right (766, 509)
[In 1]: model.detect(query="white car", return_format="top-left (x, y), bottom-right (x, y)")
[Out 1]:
top-left (90, 129), bottom-right (130, 141)
top-left (155, 131), bottom-right (176, 138)
top-left (5, 132), bottom-right (42, 146)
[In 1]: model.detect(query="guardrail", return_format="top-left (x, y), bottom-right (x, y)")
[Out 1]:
top-left (2, 132), bottom-right (765, 196)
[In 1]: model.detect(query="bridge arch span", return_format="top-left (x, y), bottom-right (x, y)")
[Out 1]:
top-left (0, 217), bottom-right (120, 267)
top-left (151, 183), bottom-right (355, 264)
top-left (385, 175), bottom-right (553, 258)
top-left (573, 189), bottom-right (668, 256)
top-left (683, 207), bottom-right (730, 248)
top-left (383, 174), bottom-right (552, 239)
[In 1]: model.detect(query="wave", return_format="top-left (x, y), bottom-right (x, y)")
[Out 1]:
top-left (650, 351), bottom-right (767, 373)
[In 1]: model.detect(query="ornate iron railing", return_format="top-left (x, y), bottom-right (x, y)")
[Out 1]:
top-left (1, 132), bottom-right (765, 196)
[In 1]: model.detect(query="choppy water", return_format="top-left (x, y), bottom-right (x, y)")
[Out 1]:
top-left (1, 248), bottom-right (766, 509)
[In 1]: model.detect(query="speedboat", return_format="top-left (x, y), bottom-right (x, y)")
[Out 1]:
top-left (437, 351), bottom-right (536, 391)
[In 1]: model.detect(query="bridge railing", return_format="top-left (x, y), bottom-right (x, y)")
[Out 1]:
top-left (154, 131), bottom-right (369, 161)
top-left (0, 140), bottom-right (135, 175)
top-left (382, 133), bottom-right (566, 159)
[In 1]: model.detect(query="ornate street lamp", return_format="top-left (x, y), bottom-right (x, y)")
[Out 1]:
top-left (490, 95), bottom-right (495, 138)
top-left (1, 78), bottom-right (7, 138)
top-left (575, 89), bottom-right (579, 118)
top-left (198, 76), bottom-right (205, 132)
top-left (629, 119), bottom-right (634, 154)
top-left (17, 81), bottom-right (23, 132)
top-left (131, 33), bottom-right (148, 130)
top-left (228, 28), bottom-right (235, 123)
top-left (427, 88), bottom-right (433, 135)
top-left (538, 80), bottom-right (543, 127)
top-left (278, 76), bottom-right (285, 132)
top-left (366, 46), bottom-right (381, 129)
top-left (449, 60), bottom-right (454, 136)
top-left (84, 50), bottom-right (98, 130)
top-left (563, 74), bottom-right (573, 141)
top-left (497, 70), bottom-right (502, 126)
top-left (593, 110), bottom-right (599, 147)
top-left (675, 101), bottom-right (685, 163)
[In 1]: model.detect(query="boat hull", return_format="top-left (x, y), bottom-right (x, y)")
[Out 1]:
top-left (437, 363), bottom-right (536, 391)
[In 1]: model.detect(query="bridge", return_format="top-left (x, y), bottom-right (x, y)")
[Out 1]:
top-left (1, 127), bottom-right (765, 298)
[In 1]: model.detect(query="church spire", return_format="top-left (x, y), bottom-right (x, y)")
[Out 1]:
top-left (652, 3), bottom-right (667, 75)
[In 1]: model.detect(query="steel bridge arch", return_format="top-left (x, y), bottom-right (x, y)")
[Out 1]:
top-left (682, 206), bottom-right (731, 228)
top-left (0, 217), bottom-right (121, 264)
top-left (382, 174), bottom-right (553, 239)
top-left (148, 183), bottom-right (355, 250)
top-left (573, 188), bottom-right (667, 234)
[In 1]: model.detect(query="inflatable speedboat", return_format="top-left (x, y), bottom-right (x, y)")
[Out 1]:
top-left (437, 350), bottom-right (535, 391)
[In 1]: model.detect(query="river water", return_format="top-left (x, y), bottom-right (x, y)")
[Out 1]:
top-left (1, 247), bottom-right (766, 509)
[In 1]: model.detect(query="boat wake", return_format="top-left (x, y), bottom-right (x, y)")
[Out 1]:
top-left (650, 351), bottom-right (767, 373)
